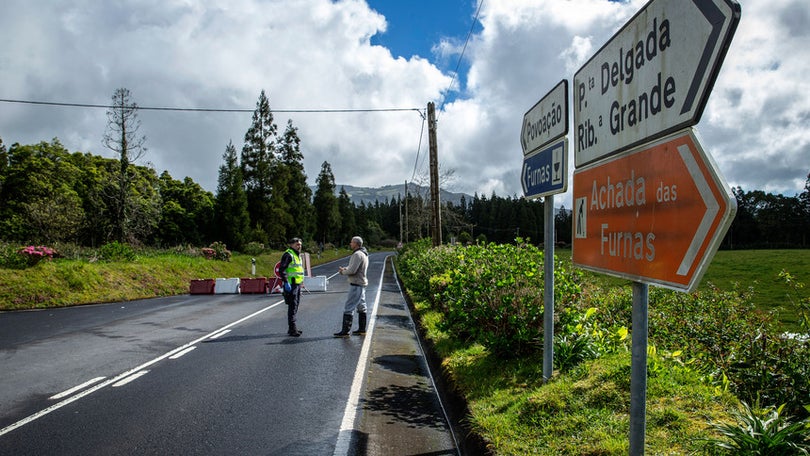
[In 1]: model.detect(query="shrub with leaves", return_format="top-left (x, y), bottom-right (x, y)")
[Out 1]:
top-left (398, 239), bottom-right (583, 358)
top-left (98, 241), bottom-right (136, 262)
top-left (11, 245), bottom-right (57, 268)
top-left (555, 307), bottom-right (629, 372)
top-left (208, 241), bottom-right (231, 262)
top-left (706, 401), bottom-right (810, 454)
top-left (242, 241), bottom-right (265, 256)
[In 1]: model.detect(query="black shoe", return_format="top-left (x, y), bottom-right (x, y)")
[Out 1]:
top-left (288, 329), bottom-right (302, 337)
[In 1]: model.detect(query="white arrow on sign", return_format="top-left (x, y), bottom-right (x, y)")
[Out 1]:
top-left (573, 0), bottom-right (741, 167)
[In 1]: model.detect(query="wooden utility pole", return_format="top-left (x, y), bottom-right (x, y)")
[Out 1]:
top-left (428, 102), bottom-right (441, 246)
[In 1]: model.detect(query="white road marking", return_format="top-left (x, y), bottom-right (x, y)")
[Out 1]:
top-left (209, 329), bottom-right (231, 339)
top-left (0, 299), bottom-right (285, 438)
top-left (332, 256), bottom-right (388, 456)
top-left (112, 370), bottom-right (149, 387)
top-left (49, 377), bottom-right (106, 400)
top-left (168, 346), bottom-right (196, 359)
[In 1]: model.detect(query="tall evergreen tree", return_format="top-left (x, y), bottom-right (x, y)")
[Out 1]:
top-left (269, 119), bottom-right (313, 246)
top-left (0, 136), bottom-right (7, 194)
top-left (280, 120), bottom-right (314, 239)
top-left (241, 90), bottom-right (278, 241)
top-left (313, 161), bottom-right (340, 245)
top-left (337, 186), bottom-right (356, 245)
top-left (215, 140), bottom-right (250, 251)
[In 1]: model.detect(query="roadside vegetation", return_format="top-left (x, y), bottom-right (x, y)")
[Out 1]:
top-left (0, 241), bottom-right (349, 311)
top-left (2, 238), bottom-right (809, 454)
top-left (396, 239), bottom-right (810, 455)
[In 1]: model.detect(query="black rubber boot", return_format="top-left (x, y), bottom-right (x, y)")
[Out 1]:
top-left (352, 312), bottom-right (367, 336)
top-left (287, 324), bottom-right (302, 337)
top-left (333, 314), bottom-right (352, 337)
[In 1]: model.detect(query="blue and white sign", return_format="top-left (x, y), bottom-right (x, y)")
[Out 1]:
top-left (522, 138), bottom-right (568, 199)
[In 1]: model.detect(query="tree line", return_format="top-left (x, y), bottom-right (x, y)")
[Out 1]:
top-left (1, 89), bottom-right (808, 251)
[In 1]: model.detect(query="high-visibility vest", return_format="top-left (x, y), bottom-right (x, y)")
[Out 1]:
top-left (285, 249), bottom-right (304, 284)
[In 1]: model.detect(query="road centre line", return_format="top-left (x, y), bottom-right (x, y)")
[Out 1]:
top-left (209, 329), bottom-right (231, 339)
top-left (112, 370), bottom-right (149, 387)
top-left (49, 377), bottom-right (106, 400)
top-left (168, 346), bottom-right (196, 359)
top-left (333, 255), bottom-right (390, 456)
top-left (0, 299), bottom-right (285, 438)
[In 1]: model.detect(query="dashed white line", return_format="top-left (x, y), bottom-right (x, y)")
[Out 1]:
top-left (209, 329), bottom-right (231, 339)
top-left (112, 370), bottom-right (150, 387)
top-left (0, 299), bottom-right (285, 438)
top-left (49, 377), bottom-right (106, 400)
top-left (168, 346), bottom-right (196, 359)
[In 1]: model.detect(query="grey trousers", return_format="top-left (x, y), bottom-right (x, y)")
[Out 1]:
top-left (343, 284), bottom-right (367, 315)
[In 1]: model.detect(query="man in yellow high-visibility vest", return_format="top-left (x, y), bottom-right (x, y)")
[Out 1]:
top-left (278, 237), bottom-right (304, 337)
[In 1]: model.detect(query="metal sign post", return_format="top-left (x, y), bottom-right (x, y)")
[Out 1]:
top-left (543, 195), bottom-right (555, 381)
top-left (629, 282), bottom-right (649, 455)
top-left (520, 80), bottom-right (569, 382)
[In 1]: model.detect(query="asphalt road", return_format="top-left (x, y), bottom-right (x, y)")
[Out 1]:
top-left (0, 252), bottom-right (459, 455)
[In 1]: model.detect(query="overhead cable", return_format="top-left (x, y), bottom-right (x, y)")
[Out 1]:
top-left (0, 98), bottom-right (422, 114)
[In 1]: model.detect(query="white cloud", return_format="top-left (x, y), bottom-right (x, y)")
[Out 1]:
top-left (1, 0), bottom-right (807, 207)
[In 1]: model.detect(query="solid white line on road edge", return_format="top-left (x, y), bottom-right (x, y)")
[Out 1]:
top-left (49, 377), bottom-right (106, 400)
top-left (112, 370), bottom-right (149, 387)
top-left (209, 329), bottom-right (231, 339)
top-left (0, 299), bottom-right (285, 438)
top-left (332, 254), bottom-right (390, 456)
top-left (168, 346), bottom-right (196, 359)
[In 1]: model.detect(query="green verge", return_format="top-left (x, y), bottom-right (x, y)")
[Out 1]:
top-left (415, 301), bottom-right (737, 455)
top-left (0, 249), bottom-right (349, 311)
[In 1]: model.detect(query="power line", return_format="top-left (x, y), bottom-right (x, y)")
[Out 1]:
top-left (436, 0), bottom-right (484, 117)
top-left (411, 112), bottom-right (427, 181)
top-left (0, 97), bottom-right (422, 114)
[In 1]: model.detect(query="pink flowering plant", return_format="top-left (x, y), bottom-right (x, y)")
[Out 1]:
top-left (17, 245), bottom-right (57, 266)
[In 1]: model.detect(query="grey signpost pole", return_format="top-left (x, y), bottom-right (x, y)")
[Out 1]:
top-left (629, 282), bottom-right (649, 455)
top-left (543, 195), bottom-right (555, 381)
top-left (519, 80), bottom-right (568, 382)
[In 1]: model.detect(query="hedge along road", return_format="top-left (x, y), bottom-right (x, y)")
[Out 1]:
top-left (0, 252), bottom-right (458, 455)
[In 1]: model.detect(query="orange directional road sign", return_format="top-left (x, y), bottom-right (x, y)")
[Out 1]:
top-left (572, 128), bottom-right (736, 291)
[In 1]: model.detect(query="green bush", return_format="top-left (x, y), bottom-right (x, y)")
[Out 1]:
top-left (706, 401), bottom-right (810, 454)
top-left (98, 241), bottom-right (136, 262)
top-left (242, 241), bottom-right (265, 256)
top-left (207, 241), bottom-right (231, 261)
top-left (398, 239), bottom-right (583, 357)
top-left (0, 243), bottom-right (29, 269)
top-left (642, 283), bottom-right (810, 419)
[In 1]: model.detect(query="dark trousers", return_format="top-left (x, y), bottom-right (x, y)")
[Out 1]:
top-left (283, 284), bottom-right (301, 328)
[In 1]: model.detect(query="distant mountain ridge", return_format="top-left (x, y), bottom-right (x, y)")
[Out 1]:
top-left (310, 183), bottom-right (472, 206)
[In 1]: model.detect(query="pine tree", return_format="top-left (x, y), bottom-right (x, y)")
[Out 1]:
top-left (337, 186), bottom-right (356, 245)
top-left (313, 161), bottom-right (340, 245)
top-left (215, 140), bottom-right (250, 250)
top-left (241, 90), bottom-right (278, 241)
top-left (265, 119), bottom-right (313, 246)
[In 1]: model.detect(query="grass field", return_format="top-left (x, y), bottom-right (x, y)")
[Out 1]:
top-left (559, 248), bottom-right (809, 330)
top-left (701, 249), bottom-right (809, 328)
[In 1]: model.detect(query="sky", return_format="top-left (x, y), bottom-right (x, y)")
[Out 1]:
top-left (1, 0), bottom-right (808, 211)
